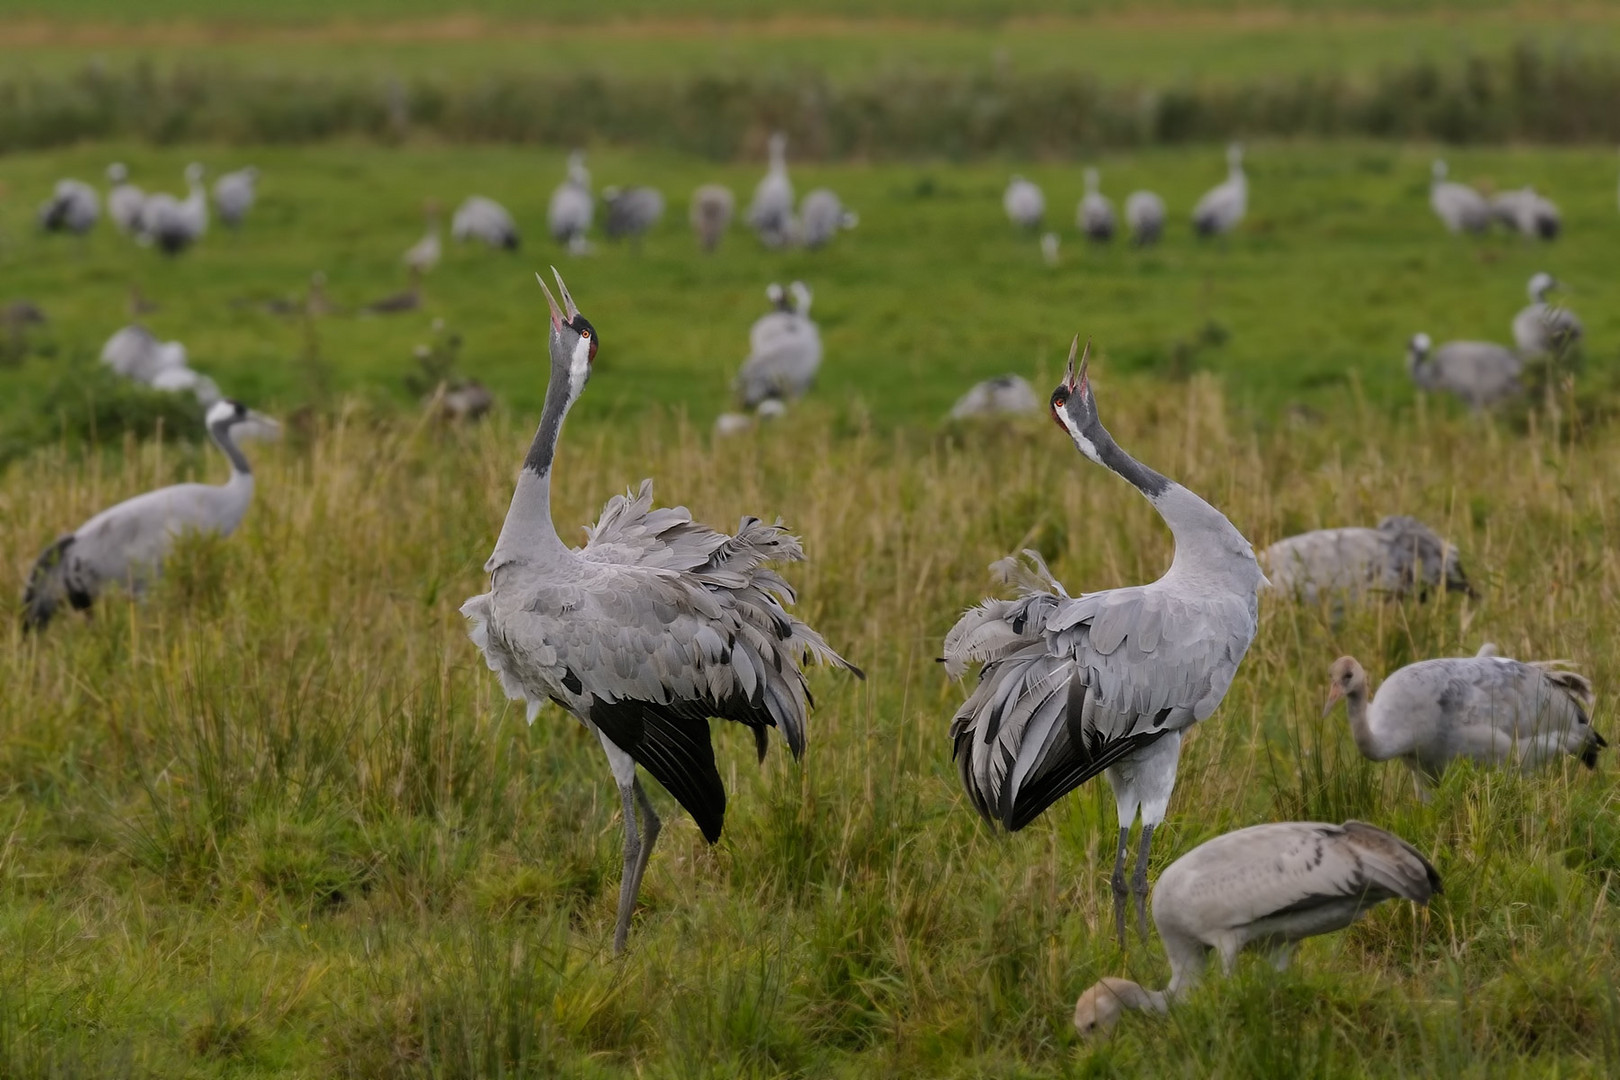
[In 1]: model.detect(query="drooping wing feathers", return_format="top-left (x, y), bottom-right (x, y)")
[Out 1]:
top-left (22, 535), bottom-right (90, 630)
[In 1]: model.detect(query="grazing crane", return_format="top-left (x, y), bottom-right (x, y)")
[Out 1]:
top-left (948, 375), bottom-right (1040, 420)
top-left (1512, 272), bottom-right (1582, 358)
top-left (106, 164), bottom-right (146, 235)
top-left (137, 163), bottom-right (208, 255)
top-left (748, 133), bottom-right (796, 248)
top-left (1074, 821), bottom-right (1439, 1036)
top-left (1125, 191), bottom-right (1166, 246)
top-left (1262, 515), bottom-right (1473, 602)
top-left (800, 188), bottom-right (857, 249)
top-left (100, 325), bottom-right (186, 383)
top-left (461, 269), bottom-right (859, 954)
top-left (1077, 168), bottom-right (1116, 242)
top-left (689, 183), bottom-right (735, 252)
top-left (1429, 160), bottom-right (1490, 234)
top-left (213, 166), bottom-right (258, 229)
top-left (1406, 333), bottom-right (1521, 411)
top-left (22, 400), bottom-right (267, 630)
top-left (1492, 186), bottom-right (1560, 240)
top-left (403, 202), bottom-right (442, 276)
top-left (452, 196), bottom-right (520, 250)
top-left (735, 281), bottom-right (821, 408)
top-left (1192, 143), bottom-right (1246, 238)
top-left (602, 186), bottom-right (665, 248)
top-left (1324, 648), bottom-right (1604, 795)
top-left (1003, 175), bottom-right (1045, 230)
top-left (548, 151), bottom-right (593, 254)
top-left (38, 179), bottom-right (100, 237)
top-left (944, 341), bottom-right (1265, 944)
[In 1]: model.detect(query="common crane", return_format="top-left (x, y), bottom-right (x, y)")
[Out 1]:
top-left (689, 183), bottom-right (735, 252)
top-left (1492, 186), bottom-right (1560, 240)
top-left (452, 196), bottom-right (520, 250)
top-left (602, 186), bottom-right (665, 248)
top-left (548, 151), bottom-right (593, 254)
top-left (800, 189), bottom-right (857, 249)
top-left (1077, 168), bottom-right (1116, 241)
top-left (137, 163), bottom-right (208, 255)
top-left (213, 166), bottom-right (258, 229)
top-left (403, 202), bottom-right (442, 276)
top-left (39, 179), bottom-right (100, 237)
top-left (947, 375), bottom-right (1040, 420)
top-left (735, 281), bottom-right (821, 408)
top-left (1262, 515), bottom-right (1473, 602)
top-left (106, 164), bottom-right (146, 235)
top-left (1406, 333), bottom-right (1521, 411)
top-left (1511, 272), bottom-right (1582, 358)
top-left (1125, 190), bottom-right (1166, 245)
top-left (1429, 160), bottom-right (1490, 234)
top-left (1003, 175), bottom-right (1044, 230)
top-left (1192, 143), bottom-right (1246, 238)
top-left (747, 133), bottom-right (796, 248)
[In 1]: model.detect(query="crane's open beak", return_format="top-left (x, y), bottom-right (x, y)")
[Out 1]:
top-left (1063, 336), bottom-right (1091, 395)
top-left (536, 273), bottom-right (564, 334)
top-left (551, 267), bottom-right (580, 320)
top-left (1321, 683), bottom-right (1344, 717)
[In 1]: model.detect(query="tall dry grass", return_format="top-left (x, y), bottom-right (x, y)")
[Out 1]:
top-left (0, 379), bottom-right (1616, 1075)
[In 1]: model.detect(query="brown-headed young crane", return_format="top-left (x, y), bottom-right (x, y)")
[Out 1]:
top-left (461, 269), bottom-right (861, 955)
top-left (944, 340), bottom-right (1265, 945)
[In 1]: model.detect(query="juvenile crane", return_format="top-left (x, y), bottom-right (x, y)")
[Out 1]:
top-left (1192, 144), bottom-right (1246, 238)
top-left (23, 400), bottom-right (266, 630)
top-left (1077, 168), bottom-right (1116, 242)
top-left (689, 183), bottom-right (735, 252)
top-left (548, 151), bottom-right (593, 253)
top-left (1429, 160), bottom-right (1490, 234)
top-left (1074, 821), bottom-right (1440, 1036)
top-left (944, 340), bottom-right (1265, 944)
top-left (461, 269), bottom-right (860, 954)
top-left (1511, 272), bottom-right (1582, 358)
top-left (1323, 648), bottom-right (1604, 795)
top-left (1263, 515), bottom-right (1473, 602)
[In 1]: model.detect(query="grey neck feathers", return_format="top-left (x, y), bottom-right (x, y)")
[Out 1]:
top-left (492, 365), bottom-right (573, 566)
top-left (1090, 423), bottom-right (1171, 501)
top-left (210, 421), bottom-right (251, 475)
top-left (1343, 688), bottom-right (1390, 760)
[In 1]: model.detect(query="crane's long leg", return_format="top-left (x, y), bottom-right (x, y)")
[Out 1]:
top-left (623, 778), bottom-right (661, 926)
top-left (1110, 826), bottom-right (1131, 947)
top-left (612, 779), bottom-right (641, 956)
top-left (1131, 823), bottom-right (1155, 943)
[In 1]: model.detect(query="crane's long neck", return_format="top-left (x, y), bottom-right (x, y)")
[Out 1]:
top-left (209, 421), bottom-right (252, 477)
top-left (490, 361), bottom-right (576, 567)
top-left (1343, 685), bottom-right (1394, 761)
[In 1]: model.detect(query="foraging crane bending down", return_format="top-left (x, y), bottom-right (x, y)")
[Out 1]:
top-left (39, 179), bottom-right (100, 236)
top-left (1323, 648), bottom-right (1604, 795)
top-left (748, 133), bottom-right (796, 248)
top-left (944, 340), bottom-right (1265, 945)
top-left (1406, 333), bottom-right (1521, 411)
top-left (23, 400), bottom-right (266, 630)
top-left (602, 186), bottom-right (665, 247)
top-left (1077, 168), bottom-right (1116, 241)
top-left (735, 281), bottom-right (821, 408)
top-left (137, 163), bottom-right (208, 255)
top-left (403, 202), bottom-right (443, 276)
top-left (948, 375), bottom-right (1040, 420)
top-left (1262, 515), bottom-right (1473, 602)
top-left (1429, 160), bottom-right (1490, 234)
top-left (107, 164), bottom-right (146, 235)
top-left (213, 166), bottom-right (259, 229)
top-left (1125, 190), bottom-right (1165, 246)
top-left (1074, 821), bottom-right (1440, 1036)
top-left (461, 269), bottom-right (860, 954)
top-left (800, 189), bottom-right (857, 249)
top-left (689, 183), bottom-right (735, 252)
top-left (548, 151), bottom-right (593, 254)
top-left (1192, 144), bottom-right (1246, 237)
top-left (1004, 175), bottom-right (1044, 230)
top-left (453, 196), bottom-right (520, 250)
top-left (1492, 187), bottom-right (1560, 240)
top-left (1512, 272), bottom-right (1582, 358)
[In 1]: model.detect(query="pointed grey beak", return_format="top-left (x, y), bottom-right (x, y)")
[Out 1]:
top-left (1063, 336), bottom-right (1081, 391)
top-left (551, 267), bottom-right (579, 320)
top-left (536, 272), bottom-right (563, 333)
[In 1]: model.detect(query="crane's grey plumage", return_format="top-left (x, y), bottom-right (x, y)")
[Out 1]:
top-left (107, 163), bottom-right (145, 235)
top-left (944, 340), bottom-right (1265, 944)
top-left (461, 269), bottom-right (858, 953)
top-left (1429, 160), bottom-right (1490, 234)
top-left (39, 179), bottom-right (100, 236)
top-left (1192, 143), bottom-right (1246, 237)
top-left (453, 195), bottom-right (520, 250)
top-left (1262, 515), bottom-right (1472, 602)
top-left (548, 151), bottom-right (593, 254)
top-left (23, 400), bottom-right (263, 630)
top-left (1512, 272), bottom-right (1582, 358)
top-left (689, 183), bottom-right (735, 252)
top-left (948, 375), bottom-right (1040, 420)
top-left (748, 133), bottom-right (796, 249)
top-left (800, 188), bottom-right (857, 249)
top-left (1492, 186), bottom-right (1560, 239)
top-left (1077, 168), bottom-right (1116, 242)
top-left (1325, 650), bottom-right (1604, 794)
top-left (137, 163), bottom-right (208, 255)
top-left (403, 203), bottom-right (442, 275)
top-left (99, 325), bottom-right (220, 405)
top-left (1003, 175), bottom-right (1044, 230)
top-left (602, 185), bottom-right (665, 246)
top-left (1125, 190), bottom-right (1165, 246)
top-left (1406, 332), bottom-right (1521, 410)
top-left (212, 166), bottom-right (258, 229)
top-left (1074, 821), bottom-right (1440, 1036)
top-left (735, 281), bottom-right (821, 408)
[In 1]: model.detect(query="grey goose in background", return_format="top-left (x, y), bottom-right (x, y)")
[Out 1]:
top-left (689, 183), bottom-right (735, 252)
top-left (213, 166), bottom-right (259, 229)
top-left (1003, 175), bottom-right (1044, 230)
top-left (452, 195), bottom-right (520, 250)
top-left (460, 269), bottom-right (860, 953)
top-left (747, 132), bottom-right (796, 249)
top-left (1406, 333), bottom-right (1521, 411)
top-left (944, 341), bottom-right (1265, 944)
top-left (548, 151), bottom-right (593, 253)
top-left (1324, 647), bottom-right (1605, 793)
top-left (735, 281), bottom-right (822, 408)
top-left (1074, 821), bottom-right (1440, 1036)
top-left (137, 163), bottom-right (208, 255)
top-left (1491, 186), bottom-right (1560, 239)
top-left (602, 185), bottom-right (665, 246)
top-left (800, 188), bottom-right (857, 249)
top-left (1192, 143), bottom-right (1246, 237)
top-left (1429, 160), bottom-right (1490, 234)
top-left (1125, 190), bottom-right (1166, 245)
top-left (1263, 515), bottom-right (1472, 602)
top-left (1077, 168), bottom-right (1116, 241)
top-left (947, 375), bottom-right (1040, 420)
top-left (106, 163), bottom-right (146, 235)
top-left (23, 400), bottom-right (269, 630)
top-left (1512, 272), bottom-right (1582, 358)
top-left (39, 179), bottom-right (100, 236)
